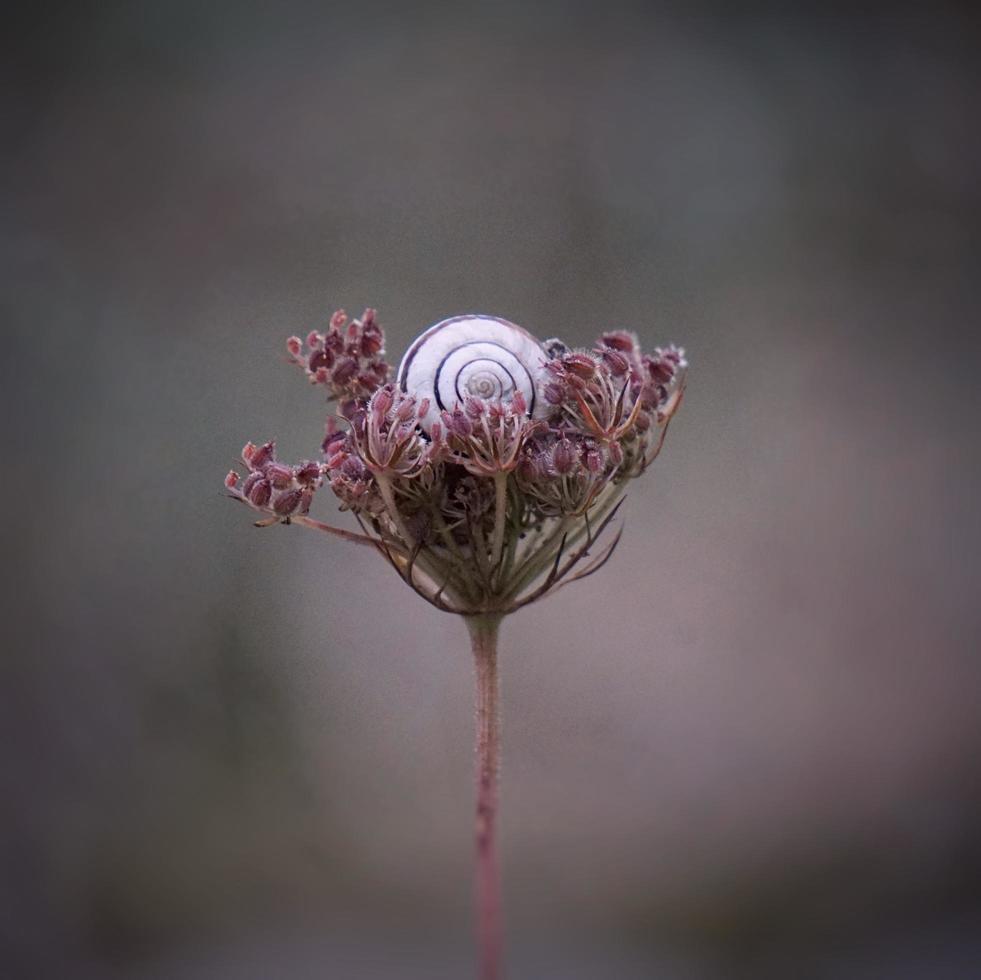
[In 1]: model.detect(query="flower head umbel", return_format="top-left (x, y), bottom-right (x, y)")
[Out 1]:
top-left (225, 309), bottom-right (687, 614)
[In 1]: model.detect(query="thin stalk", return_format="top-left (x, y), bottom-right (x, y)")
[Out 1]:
top-left (375, 472), bottom-right (416, 550)
top-left (489, 472), bottom-right (509, 572)
top-left (467, 614), bottom-right (504, 980)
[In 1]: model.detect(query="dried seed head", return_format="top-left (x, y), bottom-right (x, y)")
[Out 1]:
top-left (226, 306), bottom-right (687, 615)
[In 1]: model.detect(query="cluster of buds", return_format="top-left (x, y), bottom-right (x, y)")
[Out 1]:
top-left (226, 309), bottom-right (686, 615)
top-left (286, 308), bottom-right (391, 409)
top-left (225, 441), bottom-right (323, 524)
top-left (542, 334), bottom-right (686, 478)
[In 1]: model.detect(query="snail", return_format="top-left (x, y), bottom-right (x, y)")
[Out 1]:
top-left (398, 314), bottom-right (549, 431)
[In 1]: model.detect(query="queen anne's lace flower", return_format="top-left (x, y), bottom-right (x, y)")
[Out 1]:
top-left (226, 308), bottom-right (686, 614)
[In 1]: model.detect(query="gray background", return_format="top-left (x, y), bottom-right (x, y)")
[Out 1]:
top-left (3, 1), bottom-right (980, 977)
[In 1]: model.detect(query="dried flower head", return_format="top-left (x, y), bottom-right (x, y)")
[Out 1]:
top-left (226, 310), bottom-right (687, 615)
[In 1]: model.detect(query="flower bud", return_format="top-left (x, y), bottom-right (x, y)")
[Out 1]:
top-left (332, 358), bottom-right (358, 385)
top-left (544, 382), bottom-right (565, 405)
top-left (395, 397), bottom-right (416, 423)
top-left (444, 408), bottom-right (472, 438)
top-left (361, 317), bottom-right (383, 355)
top-left (600, 331), bottom-right (636, 353)
top-left (372, 385), bottom-right (395, 422)
top-left (552, 438), bottom-right (576, 476)
top-left (510, 390), bottom-right (527, 415)
top-left (518, 452), bottom-right (543, 482)
top-left (248, 478), bottom-right (272, 507)
top-left (639, 381), bottom-right (661, 410)
top-left (273, 488), bottom-right (303, 516)
top-left (323, 426), bottom-right (347, 456)
top-left (294, 461), bottom-right (321, 486)
top-left (266, 463), bottom-right (294, 489)
top-left (250, 441), bottom-right (275, 470)
top-left (601, 348), bottom-right (630, 376)
top-left (645, 356), bottom-right (674, 385)
top-left (341, 455), bottom-right (368, 480)
top-left (309, 348), bottom-right (335, 372)
top-left (241, 470), bottom-right (263, 498)
top-left (224, 470), bottom-right (240, 489)
top-left (563, 353), bottom-right (596, 380)
top-left (287, 336), bottom-right (303, 357)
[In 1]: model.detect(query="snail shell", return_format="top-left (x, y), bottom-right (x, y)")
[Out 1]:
top-left (398, 314), bottom-right (548, 431)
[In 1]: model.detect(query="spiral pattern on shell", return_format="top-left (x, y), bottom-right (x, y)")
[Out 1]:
top-left (397, 315), bottom-right (548, 431)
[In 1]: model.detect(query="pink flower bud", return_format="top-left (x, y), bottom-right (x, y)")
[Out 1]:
top-left (464, 398), bottom-right (484, 420)
top-left (294, 461), bottom-right (321, 486)
top-left (241, 470), bottom-right (264, 498)
top-left (552, 438), bottom-right (576, 475)
top-left (309, 348), bottom-right (335, 372)
top-left (544, 382), bottom-right (565, 405)
top-left (241, 442), bottom-right (257, 463)
top-left (600, 331), bottom-right (636, 353)
top-left (564, 353), bottom-right (597, 380)
top-left (585, 449), bottom-right (604, 473)
top-left (306, 330), bottom-right (321, 349)
top-left (266, 463), bottom-right (294, 489)
top-left (224, 470), bottom-right (240, 489)
top-left (273, 488), bottom-right (303, 516)
top-left (372, 386), bottom-right (395, 421)
top-left (361, 320), bottom-right (383, 355)
top-left (645, 357), bottom-right (674, 385)
top-left (250, 441), bottom-right (275, 470)
top-left (601, 348), bottom-right (630, 376)
top-left (248, 478), bottom-right (272, 507)
top-left (332, 358), bottom-right (358, 385)
top-left (444, 409), bottom-right (472, 438)
top-left (322, 427), bottom-right (347, 456)
top-left (518, 453), bottom-right (543, 482)
top-left (287, 336), bottom-right (303, 357)
top-left (417, 398), bottom-right (431, 420)
top-left (639, 381), bottom-right (661, 410)
top-left (329, 309), bottom-right (347, 331)
top-left (341, 455), bottom-right (368, 480)
top-left (510, 390), bottom-right (527, 415)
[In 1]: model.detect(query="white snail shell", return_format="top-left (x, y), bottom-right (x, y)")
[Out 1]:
top-left (398, 314), bottom-right (548, 432)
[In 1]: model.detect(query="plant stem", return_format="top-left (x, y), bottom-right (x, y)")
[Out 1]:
top-left (490, 471), bottom-right (509, 573)
top-left (467, 613), bottom-right (504, 980)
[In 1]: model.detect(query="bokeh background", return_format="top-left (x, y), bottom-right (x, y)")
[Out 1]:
top-left (4, 2), bottom-right (980, 977)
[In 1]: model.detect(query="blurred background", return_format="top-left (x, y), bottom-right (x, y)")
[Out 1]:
top-left (3, 1), bottom-right (980, 977)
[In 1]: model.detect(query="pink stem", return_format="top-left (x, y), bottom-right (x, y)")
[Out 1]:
top-left (468, 614), bottom-right (504, 980)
